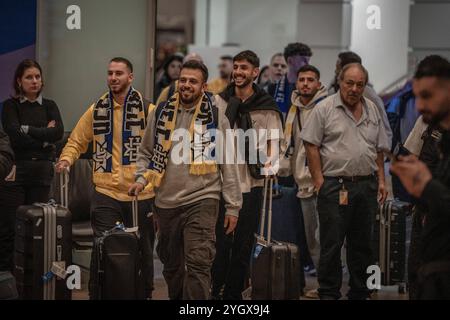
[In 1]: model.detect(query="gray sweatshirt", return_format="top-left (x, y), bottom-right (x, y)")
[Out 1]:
top-left (279, 86), bottom-right (329, 198)
top-left (135, 98), bottom-right (242, 217)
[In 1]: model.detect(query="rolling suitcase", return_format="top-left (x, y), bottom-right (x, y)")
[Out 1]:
top-left (89, 197), bottom-right (145, 300)
top-left (251, 177), bottom-right (301, 300)
top-left (374, 199), bottom-right (412, 291)
top-left (0, 272), bottom-right (19, 300)
top-left (14, 171), bottom-right (72, 300)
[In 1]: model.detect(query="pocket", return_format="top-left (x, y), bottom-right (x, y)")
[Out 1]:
top-left (318, 178), bottom-right (340, 200)
top-left (368, 179), bottom-right (378, 194)
top-left (365, 119), bottom-right (379, 145)
top-left (318, 178), bottom-right (331, 197)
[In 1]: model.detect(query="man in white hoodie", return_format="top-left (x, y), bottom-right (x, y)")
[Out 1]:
top-left (280, 65), bottom-right (328, 296)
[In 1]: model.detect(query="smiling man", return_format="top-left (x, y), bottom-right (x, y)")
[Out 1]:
top-left (56, 57), bottom-right (156, 299)
top-left (302, 63), bottom-right (389, 300)
top-left (130, 60), bottom-right (242, 300)
top-left (211, 50), bottom-right (283, 300)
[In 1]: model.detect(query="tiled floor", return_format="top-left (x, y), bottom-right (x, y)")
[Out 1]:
top-left (73, 170), bottom-right (405, 300)
top-left (72, 257), bottom-right (408, 300)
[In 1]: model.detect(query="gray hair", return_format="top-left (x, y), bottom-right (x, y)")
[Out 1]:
top-left (338, 63), bottom-right (369, 85)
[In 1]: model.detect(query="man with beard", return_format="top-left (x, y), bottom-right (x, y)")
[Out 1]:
top-left (156, 53), bottom-right (204, 106)
top-left (208, 55), bottom-right (233, 95)
top-left (211, 50), bottom-right (283, 300)
top-left (56, 58), bottom-right (156, 299)
top-left (280, 64), bottom-right (328, 298)
top-left (129, 60), bottom-right (242, 300)
top-left (391, 55), bottom-right (450, 300)
top-left (267, 43), bottom-right (313, 115)
top-left (302, 63), bottom-right (389, 300)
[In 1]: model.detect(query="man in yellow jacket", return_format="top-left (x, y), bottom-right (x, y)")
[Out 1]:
top-left (56, 57), bottom-right (155, 299)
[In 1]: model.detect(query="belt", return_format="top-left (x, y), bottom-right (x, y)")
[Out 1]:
top-left (325, 174), bottom-right (375, 183)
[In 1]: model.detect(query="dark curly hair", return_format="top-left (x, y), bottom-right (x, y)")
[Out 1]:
top-left (284, 43), bottom-right (312, 60)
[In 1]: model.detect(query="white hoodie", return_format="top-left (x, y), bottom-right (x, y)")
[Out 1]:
top-left (280, 86), bottom-right (328, 198)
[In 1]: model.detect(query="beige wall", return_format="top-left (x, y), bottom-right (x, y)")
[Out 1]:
top-left (38, 0), bottom-right (155, 130)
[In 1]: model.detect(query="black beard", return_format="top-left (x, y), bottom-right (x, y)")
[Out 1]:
top-left (234, 77), bottom-right (252, 89)
top-left (180, 92), bottom-right (201, 105)
top-left (299, 92), bottom-right (314, 98)
top-left (422, 108), bottom-right (449, 127)
top-left (180, 97), bottom-right (194, 105)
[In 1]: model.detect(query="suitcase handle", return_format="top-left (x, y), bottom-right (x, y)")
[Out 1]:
top-left (59, 170), bottom-right (69, 208)
top-left (258, 177), bottom-right (273, 244)
top-left (127, 196), bottom-right (140, 235)
top-left (258, 177), bottom-right (268, 238)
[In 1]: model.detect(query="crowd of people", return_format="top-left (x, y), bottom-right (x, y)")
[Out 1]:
top-left (1, 41), bottom-right (449, 300)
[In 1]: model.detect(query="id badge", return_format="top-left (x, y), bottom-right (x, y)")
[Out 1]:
top-left (339, 185), bottom-right (348, 206)
top-left (5, 165), bottom-right (16, 182)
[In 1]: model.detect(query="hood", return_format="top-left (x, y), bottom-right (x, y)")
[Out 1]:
top-left (291, 86), bottom-right (328, 110)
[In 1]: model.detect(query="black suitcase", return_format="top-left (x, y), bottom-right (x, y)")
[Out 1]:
top-left (14, 201), bottom-right (72, 300)
top-left (251, 178), bottom-right (301, 300)
top-left (89, 198), bottom-right (145, 300)
top-left (374, 199), bottom-right (412, 290)
top-left (0, 271), bottom-right (19, 300)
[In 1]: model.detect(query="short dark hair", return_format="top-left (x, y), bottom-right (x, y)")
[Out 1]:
top-left (181, 60), bottom-right (209, 82)
top-left (338, 51), bottom-right (362, 68)
top-left (233, 50), bottom-right (260, 68)
top-left (297, 65), bottom-right (321, 80)
top-left (13, 59), bottom-right (44, 97)
top-left (414, 55), bottom-right (450, 80)
top-left (339, 63), bottom-right (369, 85)
top-left (284, 43), bottom-right (312, 60)
top-left (257, 65), bottom-right (270, 84)
top-left (110, 57), bottom-right (133, 73)
top-left (220, 55), bottom-right (233, 62)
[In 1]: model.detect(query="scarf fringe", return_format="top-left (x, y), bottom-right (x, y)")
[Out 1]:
top-left (189, 163), bottom-right (218, 175)
top-left (146, 171), bottom-right (164, 188)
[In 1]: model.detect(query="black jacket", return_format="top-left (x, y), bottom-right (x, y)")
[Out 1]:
top-left (2, 97), bottom-right (64, 185)
top-left (2, 97), bottom-right (64, 161)
top-left (0, 127), bottom-right (14, 181)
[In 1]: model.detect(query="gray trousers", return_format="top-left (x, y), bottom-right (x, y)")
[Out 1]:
top-left (154, 198), bottom-right (219, 300)
top-left (300, 195), bottom-right (320, 269)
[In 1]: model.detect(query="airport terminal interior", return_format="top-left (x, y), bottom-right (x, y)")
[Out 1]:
top-left (1, 0), bottom-right (450, 301)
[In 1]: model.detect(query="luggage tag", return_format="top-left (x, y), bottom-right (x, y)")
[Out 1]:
top-left (339, 183), bottom-right (348, 206)
top-left (51, 261), bottom-right (67, 280)
top-left (4, 165), bottom-right (16, 182)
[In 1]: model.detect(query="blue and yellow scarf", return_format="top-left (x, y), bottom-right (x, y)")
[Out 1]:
top-left (92, 87), bottom-right (147, 173)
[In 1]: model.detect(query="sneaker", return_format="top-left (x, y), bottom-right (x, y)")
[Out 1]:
top-left (304, 264), bottom-right (317, 276)
top-left (304, 289), bottom-right (319, 299)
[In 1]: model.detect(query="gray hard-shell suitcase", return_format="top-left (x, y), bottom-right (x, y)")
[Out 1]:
top-left (14, 171), bottom-right (72, 300)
